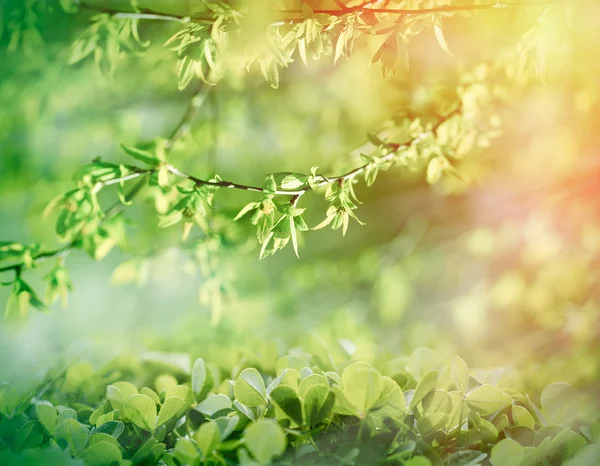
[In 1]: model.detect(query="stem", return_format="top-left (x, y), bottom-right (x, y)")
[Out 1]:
top-left (281, 0), bottom-right (569, 17)
top-left (0, 246), bottom-right (71, 274)
top-left (0, 107), bottom-right (458, 275)
top-left (113, 12), bottom-right (189, 23)
top-left (165, 107), bottom-right (459, 196)
top-left (78, 0), bottom-right (573, 26)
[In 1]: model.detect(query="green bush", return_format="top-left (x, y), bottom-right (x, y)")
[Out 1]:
top-left (1, 348), bottom-right (599, 465)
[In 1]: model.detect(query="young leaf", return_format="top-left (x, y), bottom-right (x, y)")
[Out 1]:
top-left (120, 143), bottom-right (159, 165)
top-left (123, 394), bottom-right (157, 431)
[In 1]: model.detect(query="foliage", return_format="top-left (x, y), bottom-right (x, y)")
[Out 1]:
top-left (2, 0), bottom-right (600, 464)
top-left (1, 347), bottom-right (599, 465)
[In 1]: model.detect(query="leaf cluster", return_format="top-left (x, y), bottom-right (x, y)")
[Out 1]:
top-left (0, 349), bottom-right (598, 465)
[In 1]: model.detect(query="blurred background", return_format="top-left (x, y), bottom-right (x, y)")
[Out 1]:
top-left (1, 0), bottom-right (600, 399)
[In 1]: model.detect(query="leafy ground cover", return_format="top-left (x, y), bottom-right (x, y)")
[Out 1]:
top-left (1, 346), bottom-right (599, 465)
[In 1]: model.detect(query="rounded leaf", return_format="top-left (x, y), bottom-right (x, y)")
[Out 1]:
top-left (410, 369), bottom-right (439, 411)
top-left (196, 394), bottom-right (233, 418)
top-left (303, 384), bottom-right (335, 427)
top-left (124, 394), bottom-right (157, 431)
top-left (244, 419), bottom-right (286, 464)
top-left (55, 418), bottom-right (90, 456)
top-left (512, 405), bottom-right (535, 429)
top-left (451, 356), bottom-right (470, 395)
top-left (234, 368), bottom-right (266, 407)
top-left (491, 439), bottom-right (524, 466)
top-left (157, 396), bottom-right (185, 426)
top-left (270, 385), bottom-right (303, 426)
top-left (195, 420), bottom-right (221, 457)
top-left (541, 382), bottom-right (580, 425)
top-left (466, 384), bottom-right (504, 416)
top-left (81, 441), bottom-right (122, 466)
top-left (35, 402), bottom-right (58, 436)
top-left (341, 362), bottom-right (383, 415)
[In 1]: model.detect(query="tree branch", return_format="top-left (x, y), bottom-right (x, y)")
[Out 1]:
top-left (281, 0), bottom-right (569, 17)
top-left (77, 0), bottom-right (573, 26)
top-left (0, 106), bottom-right (458, 276)
top-left (0, 86), bottom-right (210, 276)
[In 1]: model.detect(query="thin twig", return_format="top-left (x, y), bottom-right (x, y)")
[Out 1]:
top-left (281, 0), bottom-right (569, 17)
top-left (0, 87), bottom-right (210, 276)
top-left (0, 107), bottom-right (457, 274)
top-left (78, 0), bottom-right (574, 26)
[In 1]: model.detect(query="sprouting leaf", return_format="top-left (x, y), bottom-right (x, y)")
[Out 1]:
top-left (120, 143), bottom-right (160, 165)
top-left (432, 15), bottom-right (453, 57)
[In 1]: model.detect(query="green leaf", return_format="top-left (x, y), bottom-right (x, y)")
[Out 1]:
top-left (405, 457), bottom-right (433, 466)
top-left (81, 441), bottom-right (122, 466)
top-left (410, 369), bottom-right (439, 411)
top-left (244, 419), bottom-right (286, 464)
top-left (341, 362), bottom-right (383, 416)
top-left (196, 394), bottom-right (233, 418)
top-left (270, 385), bottom-right (303, 426)
top-left (490, 438), bottom-right (524, 466)
top-left (447, 450), bottom-right (487, 466)
top-left (96, 410), bottom-right (119, 427)
top-left (451, 356), bottom-right (470, 395)
top-left (106, 382), bottom-right (138, 411)
top-left (275, 355), bottom-right (309, 375)
top-left (192, 358), bottom-right (214, 402)
top-left (120, 143), bottom-right (159, 165)
top-left (432, 15), bottom-right (453, 57)
top-left (94, 420), bottom-right (124, 439)
top-left (123, 394), bottom-right (157, 431)
top-left (195, 421), bottom-right (221, 458)
top-left (422, 389), bottom-right (453, 415)
top-left (54, 418), bottom-right (90, 456)
top-left (157, 396), bottom-right (184, 427)
top-left (174, 438), bottom-right (200, 466)
top-left (512, 405), bottom-right (535, 429)
top-left (140, 387), bottom-right (161, 405)
top-left (57, 408), bottom-right (77, 425)
top-left (541, 382), bottom-right (580, 425)
top-left (234, 368), bottom-right (266, 407)
top-left (303, 384), bottom-right (334, 427)
top-left (0, 383), bottom-right (21, 418)
top-left (466, 384), bottom-right (504, 416)
top-left (426, 156), bottom-right (447, 184)
top-left (14, 420), bottom-right (44, 451)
